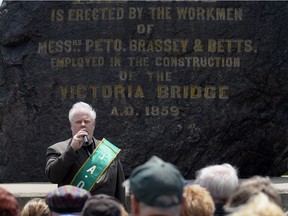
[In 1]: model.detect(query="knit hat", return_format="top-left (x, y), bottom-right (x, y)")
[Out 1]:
top-left (0, 187), bottom-right (20, 216)
top-left (123, 155), bottom-right (185, 208)
top-left (81, 194), bottom-right (121, 216)
top-left (45, 185), bottom-right (91, 214)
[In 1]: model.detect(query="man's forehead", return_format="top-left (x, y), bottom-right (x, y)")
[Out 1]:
top-left (72, 112), bottom-right (93, 120)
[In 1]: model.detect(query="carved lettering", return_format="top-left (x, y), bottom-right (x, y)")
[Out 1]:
top-left (129, 39), bottom-right (189, 52)
top-left (85, 39), bottom-right (123, 52)
top-left (148, 7), bottom-right (172, 20)
top-left (110, 106), bottom-right (135, 116)
top-left (155, 57), bottom-right (241, 67)
top-left (67, 8), bottom-right (124, 21)
top-left (60, 85), bottom-right (145, 99)
top-left (51, 56), bottom-right (104, 69)
top-left (157, 85), bottom-right (229, 99)
top-left (176, 7), bottom-right (243, 21)
top-left (208, 39), bottom-right (254, 53)
top-left (145, 106), bottom-right (180, 117)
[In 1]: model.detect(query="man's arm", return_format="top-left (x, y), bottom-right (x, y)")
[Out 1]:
top-left (45, 143), bottom-right (78, 183)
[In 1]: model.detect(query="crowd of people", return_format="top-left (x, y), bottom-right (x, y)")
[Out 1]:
top-left (0, 101), bottom-right (287, 216)
top-left (0, 158), bottom-right (288, 216)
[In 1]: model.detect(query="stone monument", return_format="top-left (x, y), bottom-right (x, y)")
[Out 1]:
top-left (0, 1), bottom-right (287, 182)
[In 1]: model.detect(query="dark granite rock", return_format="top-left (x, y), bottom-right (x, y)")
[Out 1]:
top-left (0, 1), bottom-right (287, 182)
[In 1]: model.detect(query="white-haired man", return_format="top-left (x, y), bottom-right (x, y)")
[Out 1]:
top-left (45, 102), bottom-right (126, 208)
top-left (194, 163), bottom-right (239, 216)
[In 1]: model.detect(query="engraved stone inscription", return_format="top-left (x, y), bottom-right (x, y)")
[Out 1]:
top-left (0, 1), bottom-right (288, 182)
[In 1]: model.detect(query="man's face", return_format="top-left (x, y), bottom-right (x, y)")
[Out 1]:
top-left (70, 111), bottom-right (96, 138)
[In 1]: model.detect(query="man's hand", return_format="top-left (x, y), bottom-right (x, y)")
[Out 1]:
top-left (70, 129), bottom-right (88, 151)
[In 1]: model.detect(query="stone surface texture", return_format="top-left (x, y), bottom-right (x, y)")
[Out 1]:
top-left (0, 1), bottom-right (288, 182)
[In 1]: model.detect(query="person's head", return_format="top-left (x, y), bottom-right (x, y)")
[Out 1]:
top-left (45, 185), bottom-right (91, 215)
top-left (194, 163), bottom-right (238, 204)
top-left (21, 198), bottom-right (49, 216)
top-left (225, 175), bottom-right (282, 211)
top-left (81, 194), bottom-right (122, 216)
top-left (0, 187), bottom-right (20, 216)
top-left (181, 185), bottom-right (215, 216)
top-left (123, 155), bottom-right (186, 216)
top-left (68, 102), bottom-right (96, 138)
top-left (227, 193), bottom-right (285, 216)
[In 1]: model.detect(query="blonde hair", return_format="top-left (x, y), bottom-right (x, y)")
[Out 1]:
top-left (181, 185), bottom-right (215, 216)
top-left (21, 198), bottom-right (49, 216)
top-left (225, 176), bottom-right (282, 209)
top-left (227, 193), bottom-right (284, 216)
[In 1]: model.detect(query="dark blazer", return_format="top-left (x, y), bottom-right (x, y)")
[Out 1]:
top-left (45, 138), bottom-right (126, 207)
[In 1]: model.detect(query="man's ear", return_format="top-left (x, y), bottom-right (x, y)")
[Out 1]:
top-left (131, 195), bottom-right (140, 216)
top-left (181, 195), bottom-right (186, 213)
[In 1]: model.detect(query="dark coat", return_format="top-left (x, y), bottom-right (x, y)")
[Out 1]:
top-left (45, 138), bottom-right (126, 207)
top-left (214, 203), bottom-right (227, 216)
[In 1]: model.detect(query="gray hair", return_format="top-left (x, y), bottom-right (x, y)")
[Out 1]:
top-left (68, 102), bottom-right (96, 122)
top-left (194, 163), bottom-right (239, 200)
top-left (225, 176), bottom-right (282, 209)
